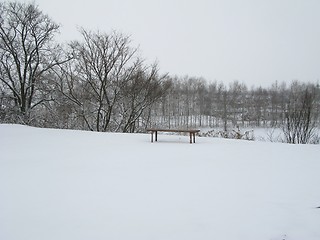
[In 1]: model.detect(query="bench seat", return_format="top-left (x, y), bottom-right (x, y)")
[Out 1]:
top-left (146, 129), bottom-right (200, 144)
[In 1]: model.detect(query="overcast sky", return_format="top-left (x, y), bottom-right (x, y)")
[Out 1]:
top-left (28, 0), bottom-right (320, 87)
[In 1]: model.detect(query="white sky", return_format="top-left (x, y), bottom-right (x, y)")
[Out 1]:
top-left (27, 0), bottom-right (320, 87)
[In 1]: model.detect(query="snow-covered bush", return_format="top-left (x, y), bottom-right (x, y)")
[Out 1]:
top-left (199, 127), bottom-right (254, 141)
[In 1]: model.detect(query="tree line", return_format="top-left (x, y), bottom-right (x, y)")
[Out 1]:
top-left (152, 77), bottom-right (320, 143)
top-left (1, 2), bottom-right (319, 142)
top-left (153, 77), bottom-right (319, 128)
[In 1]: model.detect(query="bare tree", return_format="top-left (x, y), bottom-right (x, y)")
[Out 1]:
top-left (69, 29), bottom-right (140, 131)
top-left (216, 83), bottom-right (229, 131)
top-left (118, 63), bottom-right (171, 132)
top-left (228, 80), bottom-right (247, 127)
top-left (0, 2), bottom-right (69, 123)
top-left (283, 83), bottom-right (318, 144)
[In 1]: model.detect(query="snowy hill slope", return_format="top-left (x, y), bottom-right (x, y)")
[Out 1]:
top-left (0, 124), bottom-right (320, 240)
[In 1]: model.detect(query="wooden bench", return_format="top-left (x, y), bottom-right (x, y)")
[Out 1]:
top-left (146, 129), bottom-right (200, 144)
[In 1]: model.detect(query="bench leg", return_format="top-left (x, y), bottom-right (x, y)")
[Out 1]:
top-left (151, 131), bottom-right (153, 142)
top-left (193, 133), bottom-right (196, 143)
top-left (190, 132), bottom-right (192, 144)
top-left (155, 131), bottom-right (158, 142)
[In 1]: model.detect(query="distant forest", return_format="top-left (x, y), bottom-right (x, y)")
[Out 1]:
top-left (1, 2), bottom-right (319, 143)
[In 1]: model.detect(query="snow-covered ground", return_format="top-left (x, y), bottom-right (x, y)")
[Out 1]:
top-left (0, 124), bottom-right (319, 240)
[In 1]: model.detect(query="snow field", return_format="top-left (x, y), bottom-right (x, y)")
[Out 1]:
top-left (0, 124), bottom-right (320, 240)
